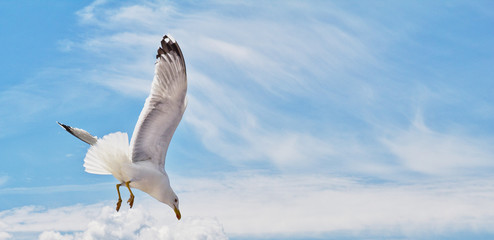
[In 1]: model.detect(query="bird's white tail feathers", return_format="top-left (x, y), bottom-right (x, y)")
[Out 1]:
top-left (84, 132), bottom-right (130, 175)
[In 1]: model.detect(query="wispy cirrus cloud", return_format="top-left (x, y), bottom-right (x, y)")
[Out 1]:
top-left (184, 71), bottom-right (337, 169)
top-left (382, 113), bottom-right (494, 176)
top-left (76, 0), bottom-right (176, 31)
top-left (53, 0), bottom-right (494, 178)
top-left (0, 0), bottom-right (490, 201)
top-left (64, 0), bottom-right (389, 172)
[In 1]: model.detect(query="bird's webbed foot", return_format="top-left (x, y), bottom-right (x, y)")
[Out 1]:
top-left (127, 194), bottom-right (135, 208)
top-left (116, 183), bottom-right (123, 212)
top-left (125, 181), bottom-right (135, 208)
top-left (116, 198), bottom-right (122, 211)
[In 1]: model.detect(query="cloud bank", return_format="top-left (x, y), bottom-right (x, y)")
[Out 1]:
top-left (1, 202), bottom-right (226, 240)
top-left (2, 174), bottom-right (494, 239)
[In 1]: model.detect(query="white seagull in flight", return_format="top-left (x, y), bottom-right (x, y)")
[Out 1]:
top-left (58, 35), bottom-right (186, 220)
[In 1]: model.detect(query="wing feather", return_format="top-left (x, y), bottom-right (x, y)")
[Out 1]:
top-left (130, 35), bottom-right (187, 171)
top-left (57, 122), bottom-right (98, 145)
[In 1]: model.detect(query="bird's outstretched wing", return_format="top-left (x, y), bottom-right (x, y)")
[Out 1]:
top-left (57, 122), bottom-right (98, 145)
top-left (130, 35), bottom-right (187, 171)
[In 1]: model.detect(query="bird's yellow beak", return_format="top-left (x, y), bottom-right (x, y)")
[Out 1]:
top-left (174, 206), bottom-right (181, 220)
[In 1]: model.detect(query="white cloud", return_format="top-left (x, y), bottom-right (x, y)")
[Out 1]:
top-left (2, 173), bottom-right (494, 239)
top-left (0, 232), bottom-right (12, 240)
top-left (76, 0), bottom-right (107, 25)
top-left (39, 231), bottom-right (74, 240)
top-left (62, 0), bottom-right (390, 171)
top-left (0, 204), bottom-right (103, 233)
top-left (0, 182), bottom-right (113, 195)
top-left (1, 202), bottom-right (226, 240)
top-left (70, 0), bottom-right (383, 100)
top-left (63, 0), bottom-right (494, 178)
top-left (184, 71), bottom-right (337, 169)
top-left (382, 114), bottom-right (494, 176)
top-left (175, 173), bottom-right (494, 237)
top-left (81, 32), bottom-right (159, 54)
top-left (60, 206), bottom-right (227, 240)
top-left (76, 0), bottom-right (175, 31)
top-left (90, 73), bottom-right (152, 98)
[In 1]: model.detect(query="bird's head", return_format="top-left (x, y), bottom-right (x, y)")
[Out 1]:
top-left (156, 188), bottom-right (181, 220)
top-left (169, 192), bottom-right (181, 220)
top-left (147, 176), bottom-right (182, 220)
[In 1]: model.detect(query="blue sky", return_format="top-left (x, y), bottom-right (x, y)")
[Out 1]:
top-left (1, 0), bottom-right (494, 239)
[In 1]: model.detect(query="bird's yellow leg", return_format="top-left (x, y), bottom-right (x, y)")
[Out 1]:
top-left (126, 181), bottom-right (135, 208)
top-left (116, 183), bottom-right (123, 212)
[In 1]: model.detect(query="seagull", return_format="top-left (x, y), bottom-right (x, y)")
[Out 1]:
top-left (57, 35), bottom-right (186, 220)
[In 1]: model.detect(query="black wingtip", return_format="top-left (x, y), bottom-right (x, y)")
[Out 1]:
top-left (156, 34), bottom-right (183, 60)
top-left (57, 121), bottom-right (73, 133)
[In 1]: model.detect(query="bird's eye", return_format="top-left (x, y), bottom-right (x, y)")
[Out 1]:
top-left (174, 198), bottom-right (178, 203)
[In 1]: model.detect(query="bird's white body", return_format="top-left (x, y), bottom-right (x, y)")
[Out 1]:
top-left (84, 132), bottom-right (169, 192)
top-left (58, 35), bottom-right (186, 219)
